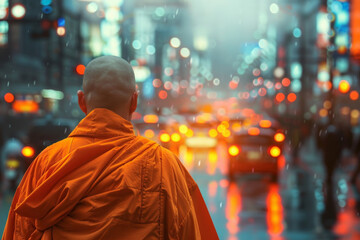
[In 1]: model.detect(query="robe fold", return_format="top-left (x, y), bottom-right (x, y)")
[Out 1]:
top-left (2, 108), bottom-right (218, 240)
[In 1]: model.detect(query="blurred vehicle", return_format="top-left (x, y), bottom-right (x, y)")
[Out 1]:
top-left (21, 117), bottom-right (77, 168)
top-left (1, 138), bottom-right (24, 192)
top-left (133, 114), bottom-right (184, 153)
top-left (184, 113), bottom-right (218, 151)
top-left (227, 126), bottom-right (285, 182)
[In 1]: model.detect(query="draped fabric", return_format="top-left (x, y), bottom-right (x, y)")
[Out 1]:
top-left (2, 108), bottom-right (218, 240)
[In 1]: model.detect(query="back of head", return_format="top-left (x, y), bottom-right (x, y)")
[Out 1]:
top-left (82, 56), bottom-right (136, 114)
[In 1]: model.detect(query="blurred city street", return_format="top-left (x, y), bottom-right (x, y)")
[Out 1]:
top-left (2, 0), bottom-right (360, 239)
top-left (3, 131), bottom-right (360, 239)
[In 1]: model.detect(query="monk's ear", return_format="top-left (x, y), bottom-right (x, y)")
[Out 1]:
top-left (129, 91), bottom-right (138, 115)
top-left (77, 90), bottom-right (87, 115)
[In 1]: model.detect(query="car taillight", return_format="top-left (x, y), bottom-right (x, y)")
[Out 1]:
top-left (274, 133), bottom-right (285, 143)
top-left (228, 145), bottom-right (241, 156)
top-left (259, 120), bottom-right (272, 128)
top-left (22, 146), bottom-right (35, 158)
top-left (171, 133), bottom-right (181, 142)
top-left (248, 127), bottom-right (260, 136)
top-left (269, 146), bottom-right (281, 158)
top-left (160, 133), bottom-right (170, 143)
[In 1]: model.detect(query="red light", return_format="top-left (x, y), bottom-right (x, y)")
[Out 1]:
top-left (282, 78), bottom-right (291, 87)
top-left (287, 93), bottom-right (297, 103)
top-left (229, 81), bottom-right (238, 89)
top-left (350, 91), bottom-right (359, 101)
top-left (159, 90), bottom-right (168, 100)
top-left (76, 64), bottom-right (86, 75)
top-left (4, 93), bottom-right (15, 103)
top-left (275, 93), bottom-right (285, 103)
top-left (41, 20), bottom-right (52, 30)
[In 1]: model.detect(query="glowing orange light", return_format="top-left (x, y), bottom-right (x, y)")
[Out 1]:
top-left (21, 146), bottom-right (35, 158)
top-left (185, 129), bottom-right (193, 137)
top-left (209, 129), bottom-right (218, 138)
top-left (160, 133), bottom-right (170, 142)
top-left (222, 129), bottom-right (231, 138)
top-left (350, 91), bottom-right (359, 101)
top-left (274, 133), bottom-right (285, 143)
top-left (179, 125), bottom-right (188, 134)
top-left (144, 129), bottom-right (155, 139)
top-left (228, 145), bottom-right (240, 156)
top-left (319, 108), bottom-right (328, 117)
top-left (259, 120), bottom-right (272, 128)
top-left (266, 185), bottom-right (284, 235)
top-left (287, 93), bottom-right (297, 103)
top-left (339, 80), bottom-right (350, 93)
top-left (143, 114), bottom-right (158, 123)
top-left (159, 90), bottom-right (168, 100)
top-left (12, 100), bottom-right (39, 113)
top-left (56, 26), bottom-right (66, 36)
top-left (171, 133), bottom-right (181, 142)
top-left (217, 124), bottom-right (226, 133)
top-left (207, 149), bottom-right (218, 176)
top-left (226, 183), bottom-right (241, 235)
top-left (221, 121), bottom-right (230, 128)
top-left (351, 0), bottom-right (360, 59)
top-left (282, 77), bottom-right (291, 87)
top-left (275, 93), bottom-right (285, 103)
top-left (269, 146), bottom-right (281, 158)
top-left (248, 127), bottom-right (260, 136)
top-left (76, 64), bottom-right (86, 75)
top-left (4, 92), bottom-right (15, 103)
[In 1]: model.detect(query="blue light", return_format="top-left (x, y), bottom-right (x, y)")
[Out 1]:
top-left (293, 28), bottom-right (302, 38)
top-left (57, 18), bottom-right (65, 27)
top-left (42, 6), bottom-right (52, 14)
top-left (41, 0), bottom-right (52, 6)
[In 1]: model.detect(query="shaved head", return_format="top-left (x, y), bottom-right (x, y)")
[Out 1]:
top-left (79, 56), bottom-right (137, 118)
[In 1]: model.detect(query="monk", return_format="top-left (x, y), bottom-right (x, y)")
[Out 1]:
top-left (2, 56), bottom-right (219, 240)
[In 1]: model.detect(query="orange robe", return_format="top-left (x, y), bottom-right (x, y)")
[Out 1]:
top-left (2, 108), bottom-right (218, 240)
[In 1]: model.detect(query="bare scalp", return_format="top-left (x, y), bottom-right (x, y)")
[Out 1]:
top-left (82, 56), bottom-right (136, 112)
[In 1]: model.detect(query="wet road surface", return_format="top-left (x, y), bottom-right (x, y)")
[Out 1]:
top-left (2, 138), bottom-right (360, 239)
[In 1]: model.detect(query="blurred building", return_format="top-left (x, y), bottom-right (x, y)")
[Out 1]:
top-left (0, 0), bottom-right (102, 137)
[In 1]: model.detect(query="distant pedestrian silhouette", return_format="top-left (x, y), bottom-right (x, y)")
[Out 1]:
top-left (318, 124), bottom-right (343, 229)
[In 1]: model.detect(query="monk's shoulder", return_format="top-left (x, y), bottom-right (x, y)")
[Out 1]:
top-left (157, 145), bottom-right (197, 191)
top-left (33, 137), bottom-right (73, 171)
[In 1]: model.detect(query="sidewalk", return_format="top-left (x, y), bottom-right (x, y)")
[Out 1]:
top-left (285, 133), bottom-right (360, 239)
